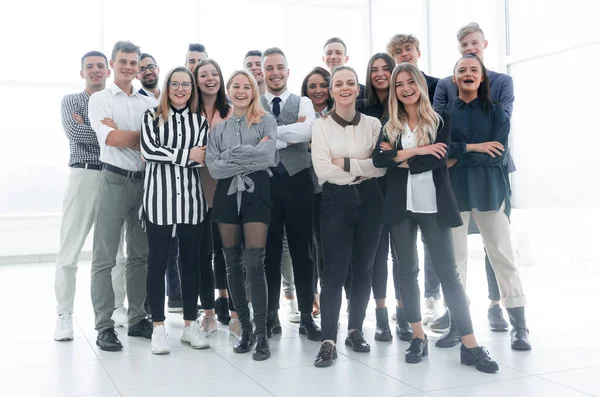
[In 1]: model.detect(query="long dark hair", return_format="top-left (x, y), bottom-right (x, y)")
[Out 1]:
top-left (453, 54), bottom-right (491, 113)
top-left (301, 67), bottom-right (333, 111)
top-left (193, 58), bottom-right (229, 119)
top-left (365, 53), bottom-right (395, 107)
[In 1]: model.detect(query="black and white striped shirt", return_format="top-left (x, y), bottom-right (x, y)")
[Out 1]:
top-left (141, 106), bottom-right (209, 225)
top-left (61, 90), bottom-right (101, 166)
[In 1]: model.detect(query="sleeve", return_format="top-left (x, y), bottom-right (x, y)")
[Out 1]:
top-left (276, 96), bottom-right (316, 143)
top-left (372, 125), bottom-right (400, 169)
top-left (498, 75), bottom-right (515, 119)
top-left (140, 110), bottom-right (191, 167)
top-left (186, 114), bottom-right (210, 168)
top-left (407, 111), bottom-right (451, 174)
top-left (61, 95), bottom-right (99, 145)
top-left (433, 77), bottom-right (450, 110)
top-left (348, 119), bottom-right (386, 178)
top-left (458, 105), bottom-right (510, 167)
top-left (311, 119), bottom-right (356, 185)
top-left (205, 123), bottom-right (247, 179)
top-left (87, 92), bottom-right (115, 145)
top-left (226, 116), bottom-right (278, 172)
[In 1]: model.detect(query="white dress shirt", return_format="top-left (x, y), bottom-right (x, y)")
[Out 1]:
top-left (401, 125), bottom-right (437, 213)
top-left (88, 82), bottom-right (157, 171)
top-left (264, 90), bottom-right (316, 149)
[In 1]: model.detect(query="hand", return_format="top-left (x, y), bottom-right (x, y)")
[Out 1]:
top-left (72, 114), bottom-right (84, 124)
top-left (332, 158), bottom-right (344, 168)
top-left (189, 146), bottom-right (206, 164)
top-left (417, 142), bottom-right (447, 159)
top-left (379, 141), bottom-right (393, 151)
top-left (101, 118), bottom-right (117, 129)
top-left (468, 141), bottom-right (504, 157)
top-left (397, 161), bottom-right (409, 168)
top-left (260, 135), bottom-right (270, 143)
top-left (447, 158), bottom-right (458, 168)
top-left (296, 115), bottom-right (306, 123)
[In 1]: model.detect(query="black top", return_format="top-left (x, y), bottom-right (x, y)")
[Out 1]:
top-left (358, 83), bottom-right (366, 100)
top-left (356, 98), bottom-right (385, 121)
top-left (423, 72), bottom-right (439, 105)
top-left (372, 110), bottom-right (462, 227)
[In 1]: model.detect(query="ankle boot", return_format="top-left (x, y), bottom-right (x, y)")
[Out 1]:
top-left (507, 306), bottom-right (531, 350)
top-left (215, 297), bottom-right (231, 325)
top-left (234, 327), bottom-right (255, 354)
top-left (266, 310), bottom-right (282, 339)
top-left (395, 307), bottom-right (413, 342)
top-left (253, 334), bottom-right (271, 361)
top-left (435, 312), bottom-right (461, 348)
top-left (299, 312), bottom-right (322, 341)
top-left (375, 307), bottom-right (392, 342)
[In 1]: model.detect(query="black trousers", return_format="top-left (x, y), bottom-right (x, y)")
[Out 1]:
top-left (389, 212), bottom-right (474, 336)
top-left (313, 192), bottom-right (323, 290)
top-left (265, 168), bottom-right (315, 314)
top-left (198, 209), bottom-right (216, 310)
top-left (320, 179), bottom-right (383, 342)
top-left (165, 237), bottom-right (182, 299)
top-left (146, 219), bottom-right (202, 322)
top-left (372, 225), bottom-right (399, 300)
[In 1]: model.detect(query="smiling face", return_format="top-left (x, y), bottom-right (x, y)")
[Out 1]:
top-left (244, 55), bottom-right (263, 84)
top-left (110, 51), bottom-right (139, 85)
top-left (452, 57), bottom-right (483, 96)
top-left (393, 43), bottom-right (421, 66)
top-left (395, 70), bottom-right (421, 107)
top-left (262, 53), bottom-right (289, 94)
top-left (228, 73), bottom-right (253, 111)
top-left (331, 69), bottom-right (359, 108)
top-left (196, 63), bottom-right (220, 97)
top-left (323, 42), bottom-right (349, 72)
top-left (81, 55), bottom-right (110, 91)
top-left (168, 71), bottom-right (193, 110)
top-left (139, 57), bottom-right (159, 89)
top-left (370, 58), bottom-right (392, 93)
top-left (306, 73), bottom-right (329, 109)
top-left (458, 31), bottom-right (488, 61)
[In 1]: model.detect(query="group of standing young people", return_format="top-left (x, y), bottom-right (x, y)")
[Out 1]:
top-left (54, 21), bottom-right (530, 373)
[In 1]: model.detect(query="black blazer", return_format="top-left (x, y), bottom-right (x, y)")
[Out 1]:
top-left (423, 72), bottom-right (439, 105)
top-left (372, 110), bottom-right (462, 227)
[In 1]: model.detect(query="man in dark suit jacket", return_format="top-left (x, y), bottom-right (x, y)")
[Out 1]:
top-left (386, 34), bottom-right (439, 104)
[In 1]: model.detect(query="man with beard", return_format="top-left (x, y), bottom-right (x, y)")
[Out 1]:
top-left (138, 54), bottom-right (160, 99)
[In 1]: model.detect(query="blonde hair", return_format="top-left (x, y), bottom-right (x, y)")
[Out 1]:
top-left (457, 22), bottom-right (485, 42)
top-left (386, 34), bottom-right (421, 57)
top-left (226, 69), bottom-right (265, 127)
top-left (385, 63), bottom-right (440, 147)
top-left (155, 67), bottom-right (198, 125)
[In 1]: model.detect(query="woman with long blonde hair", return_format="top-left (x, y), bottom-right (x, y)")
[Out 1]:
top-left (206, 69), bottom-right (278, 361)
top-left (373, 63), bottom-right (498, 373)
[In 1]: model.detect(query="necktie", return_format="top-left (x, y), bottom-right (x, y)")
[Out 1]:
top-left (272, 97), bottom-right (282, 117)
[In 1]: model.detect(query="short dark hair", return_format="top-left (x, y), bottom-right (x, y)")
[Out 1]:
top-left (323, 37), bottom-right (347, 54)
top-left (262, 47), bottom-right (286, 60)
top-left (140, 53), bottom-right (157, 64)
top-left (111, 41), bottom-right (141, 61)
top-left (188, 43), bottom-right (207, 54)
top-left (244, 50), bottom-right (262, 59)
top-left (80, 51), bottom-right (108, 69)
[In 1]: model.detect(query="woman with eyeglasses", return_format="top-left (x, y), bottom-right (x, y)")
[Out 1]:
top-left (141, 66), bottom-right (209, 354)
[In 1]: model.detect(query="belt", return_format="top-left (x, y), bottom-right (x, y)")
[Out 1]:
top-left (104, 164), bottom-right (145, 180)
top-left (71, 163), bottom-right (102, 171)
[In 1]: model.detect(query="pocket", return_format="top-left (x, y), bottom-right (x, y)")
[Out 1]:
top-left (104, 170), bottom-right (126, 186)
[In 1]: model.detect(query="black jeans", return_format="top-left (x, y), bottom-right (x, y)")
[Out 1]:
top-left (198, 209), bottom-right (216, 310)
top-left (320, 179), bottom-right (383, 342)
top-left (313, 192), bottom-right (323, 291)
top-left (372, 225), bottom-right (399, 300)
top-left (166, 237), bottom-right (182, 299)
top-left (389, 212), bottom-right (473, 336)
top-left (146, 220), bottom-right (202, 322)
top-left (265, 168), bottom-right (315, 314)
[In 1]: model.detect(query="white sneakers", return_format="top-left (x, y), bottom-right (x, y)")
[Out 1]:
top-left (111, 307), bottom-right (128, 328)
top-left (54, 314), bottom-right (74, 341)
top-left (287, 298), bottom-right (301, 323)
top-left (199, 315), bottom-right (217, 337)
top-left (423, 297), bottom-right (441, 325)
top-left (151, 325), bottom-right (170, 355)
top-left (229, 317), bottom-right (242, 339)
top-left (181, 321), bottom-right (210, 349)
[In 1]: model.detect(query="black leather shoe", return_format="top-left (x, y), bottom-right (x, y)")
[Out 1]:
top-left (252, 334), bottom-right (271, 361)
top-left (215, 297), bottom-right (231, 325)
top-left (128, 319), bottom-right (153, 339)
top-left (460, 344), bottom-right (499, 373)
top-left (345, 329), bottom-right (370, 352)
top-left (510, 328), bottom-right (531, 350)
top-left (299, 313), bottom-right (322, 341)
top-left (375, 307), bottom-right (393, 342)
top-left (405, 335), bottom-right (428, 363)
top-left (435, 314), bottom-right (461, 348)
top-left (314, 341), bottom-right (338, 368)
top-left (96, 328), bottom-right (123, 351)
top-left (234, 328), bottom-right (256, 354)
top-left (395, 307), bottom-right (413, 342)
top-left (266, 310), bottom-right (282, 339)
top-left (429, 309), bottom-right (450, 332)
top-left (488, 305), bottom-right (508, 332)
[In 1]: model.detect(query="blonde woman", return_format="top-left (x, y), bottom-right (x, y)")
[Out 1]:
top-left (206, 70), bottom-right (278, 361)
top-left (373, 63), bottom-right (497, 373)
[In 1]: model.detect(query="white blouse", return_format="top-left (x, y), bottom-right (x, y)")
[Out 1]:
top-left (401, 125), bottom-right (437, 213)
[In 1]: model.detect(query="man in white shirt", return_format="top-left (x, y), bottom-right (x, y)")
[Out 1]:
top-left (259, 47), bottom-right (322, 341)
top-left (88, 41), bottom-right (157, 351)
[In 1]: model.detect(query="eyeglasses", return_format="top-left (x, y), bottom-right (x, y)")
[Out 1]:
top-left (168, 81), bottom-right (193, 91)
top-left (139, 64), bottom-right (157, 73)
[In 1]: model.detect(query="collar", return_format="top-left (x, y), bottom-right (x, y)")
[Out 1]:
top-left (331, 111), bottom-right (361, 127)
top-left (455, 96), bottom-right (481, 110)
top-left (110, 82), bottom-right (143, 97)
top-left (81, 90), bottom-right (91, 99)
top-left (264, 89), bottom-right (290, 104)
top-left (140, 88), bottom-right (158, 98)
top-left (169, 106), bottom-right (189, 116)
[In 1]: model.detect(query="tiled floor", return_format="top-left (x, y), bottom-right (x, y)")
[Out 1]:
top-left (1, 250), bottom-right (599, 397)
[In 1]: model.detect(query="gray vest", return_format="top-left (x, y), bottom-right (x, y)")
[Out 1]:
top-left (260, 94), bottom-right (310, 176)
